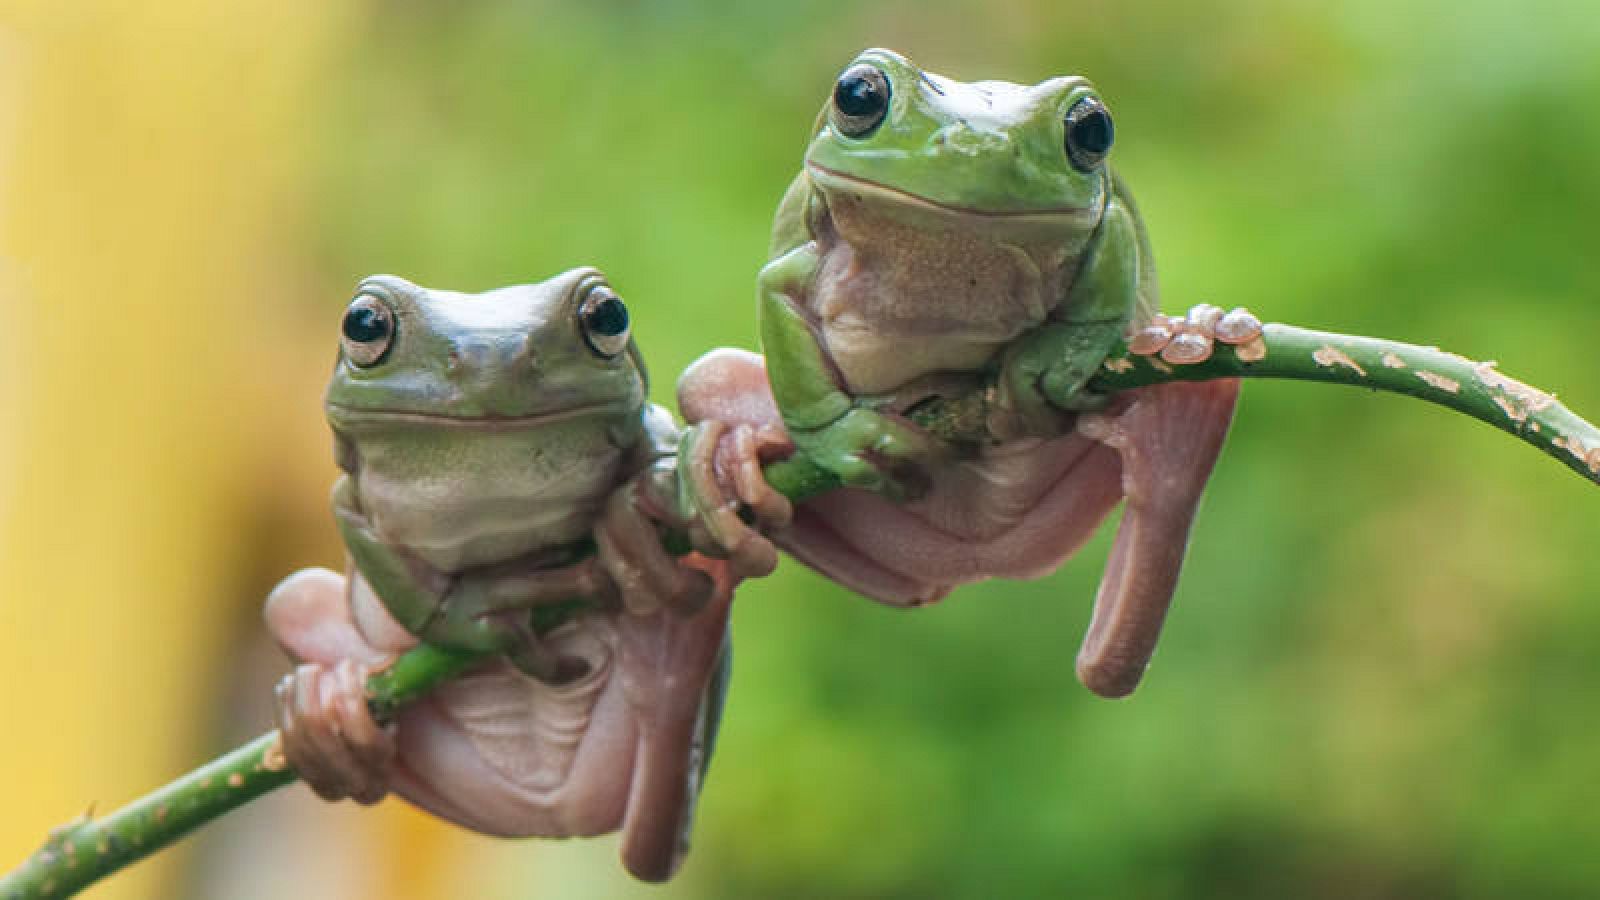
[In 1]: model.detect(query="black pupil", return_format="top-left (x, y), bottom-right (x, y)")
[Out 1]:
top-left (342, 304), bottom-right (389, 343)
top-left (586, 296), bottom-right (628, 337)
top-left (1070, 105), bottom-right (1114, 155)
top-left (835, 72), bottom-right (884, 118)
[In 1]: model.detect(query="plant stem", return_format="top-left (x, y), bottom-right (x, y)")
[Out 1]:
top-left (5, 318), bottom-right (1597, 899)
top-left (1086, 323), bottom-right (1600, 488)
top-left (0, 646), bottom-right (481, 900)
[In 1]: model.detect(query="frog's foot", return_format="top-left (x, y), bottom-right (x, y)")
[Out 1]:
top-left (994, 322), bottom-right (1119, 437)
top-left (420, 558), bottom-right (609, 676)
top-left (681, 348), bottom-right (929, 497)
top-left (596, 481), bottom-right (716, 618)
top-left (1127, 304), bottom-right (1264, 365)
top-left (274, 659), bottom-right (395, 804)
top-left (677, 419), bottom-right (793, 580)
top-left (789, 406), bottom-right (940, 502)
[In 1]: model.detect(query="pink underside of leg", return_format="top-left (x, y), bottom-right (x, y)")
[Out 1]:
top-left (264, 568), bottom-right (402, 668)
top-left (1074, 379), bottom-right (1241, 697)
top-left (778, 440), bottom-right (1125, 605)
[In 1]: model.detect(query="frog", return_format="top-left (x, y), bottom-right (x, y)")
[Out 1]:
top-left (268, 269), bottom-right (787, 881)
top-left (679, 48), bottom-right (1251, 698)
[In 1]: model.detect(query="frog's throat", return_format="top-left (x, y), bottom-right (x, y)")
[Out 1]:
top-left (325, 400), bottom-right (628, 432)
top-left (806, 163), bottom-right (1098, 225)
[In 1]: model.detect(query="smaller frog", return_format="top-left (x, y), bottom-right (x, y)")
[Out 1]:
top-left (323, 269), bottom-right (779, 667)
top-left (271, 270), bottom-right (786, 881)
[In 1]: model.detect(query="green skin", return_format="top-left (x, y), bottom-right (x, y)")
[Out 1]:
top-left (328, 269), bottom-right (699, 668)
top-left (760, 47), bottom-right (1156, 496)
top-left (306, 269), bottom-right (772, 879)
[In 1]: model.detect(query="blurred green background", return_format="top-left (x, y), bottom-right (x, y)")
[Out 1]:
top-left (3, 1), bottom-right (1600, 898)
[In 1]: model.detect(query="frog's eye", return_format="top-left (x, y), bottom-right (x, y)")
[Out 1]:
top-left (578, 286), bottom-right (630, 359)
top-left (340, 294), bottom-right (395, 368)
top-left (831, 64), bottom-right (891, 138)
top-left (1064, 96), bottom-right (1114, 172)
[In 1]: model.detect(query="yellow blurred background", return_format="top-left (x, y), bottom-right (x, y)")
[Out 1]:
top-left (2, 2), bottom-right (1599, 898)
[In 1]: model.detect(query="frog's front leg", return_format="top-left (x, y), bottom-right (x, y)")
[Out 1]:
top-left (332, 476), bottom-right (449, 636)
top-left (335, 477), bottom-right (599, 669)
top-left (759, 246), bottom-right (943, 500)
top-left (418, 558), bottom-right (614, 680)
top-left (996, 196), bottom-right (1142, 436)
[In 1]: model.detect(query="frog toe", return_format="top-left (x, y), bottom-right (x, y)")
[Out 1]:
top-left (276, 662), bottom-right (393, 804)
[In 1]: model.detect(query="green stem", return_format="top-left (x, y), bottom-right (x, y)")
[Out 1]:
top-left (0, 646), bottom-right (481, 900)
top-left (5, 319), bottom-right (1596, 899)
top-left (1085, 323), bottom-right (1600, 488)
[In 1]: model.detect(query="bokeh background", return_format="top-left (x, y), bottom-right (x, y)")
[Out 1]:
top-left (3, 2), bottom-right (1599, 898)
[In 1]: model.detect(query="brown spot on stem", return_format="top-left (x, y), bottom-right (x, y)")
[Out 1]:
top-left (1235, 336), bottom-right (1268, 363)
top-left (1381, 352), bottom-right (1406, 369)
top-left (1552, 435), bottom-right (1600, 473)
top-left (1102, 357), bottom-right (1134, 373)
top-left (1313, 345), bottom-right (1367, 376)
top-left (200, 776), bottom-right (212, 789)
top-left (42, 879), bottom-right (55, 895)
top-left (227, 773), bottom-right (244, 788)
top-left (155, 805), bottom-right (168, 823)
top-left (1415, 371), bottom-right (1460, 393)
top-left (1474, 361), bottom-right (1554, 424)
top-left (1148, 358), bottom-right (1173, 375)
top-left (262, 738), bottom-right (288, 772)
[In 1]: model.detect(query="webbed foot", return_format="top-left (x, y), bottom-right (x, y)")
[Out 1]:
top-left (995, 321), bottom-right (1125, 437)
top-left (787, 405), bottom-right (940, 501)
top-left (419, 558), bottom-right (608, 680)
top-left (1126, 304), bottom-right (1264, 365)
top-left (676, 418), bottom-right (793, 580)
top-left (274, 658), bottom-right (394, 804)
top-left (595, 478), bottom-right (718, 618)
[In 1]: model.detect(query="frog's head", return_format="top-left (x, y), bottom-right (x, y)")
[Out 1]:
top-left (805, 48), bottom-right (1114, 231)
top-left (325, 268), bottom-right (647, 431)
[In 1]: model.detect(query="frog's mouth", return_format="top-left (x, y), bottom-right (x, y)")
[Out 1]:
top-left (326, 401), bottom-right (623, 431)
top-left (807, 163), bottom-right (1098, 224)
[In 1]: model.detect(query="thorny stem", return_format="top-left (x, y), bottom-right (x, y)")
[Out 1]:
top-left (4, 319), bottom-right (1597, 899)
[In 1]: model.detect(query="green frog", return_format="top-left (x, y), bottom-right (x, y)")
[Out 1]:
top-left (680, 49), bottom-right (1251, 697)
top-left (268, 269), bottom-right (784, 881)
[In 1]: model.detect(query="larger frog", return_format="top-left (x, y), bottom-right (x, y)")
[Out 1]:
top-left (269, 269), bottom-right (784, 881)
top-left (680, 49), bottom-right (1245, 698)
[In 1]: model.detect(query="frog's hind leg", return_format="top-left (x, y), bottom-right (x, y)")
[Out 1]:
top-left (614, 558), bottom-right (736, 882)
top-left (265, 569), bottom-right (401, 804)
top-left (1073, 378), bottom-right (1239, 698)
